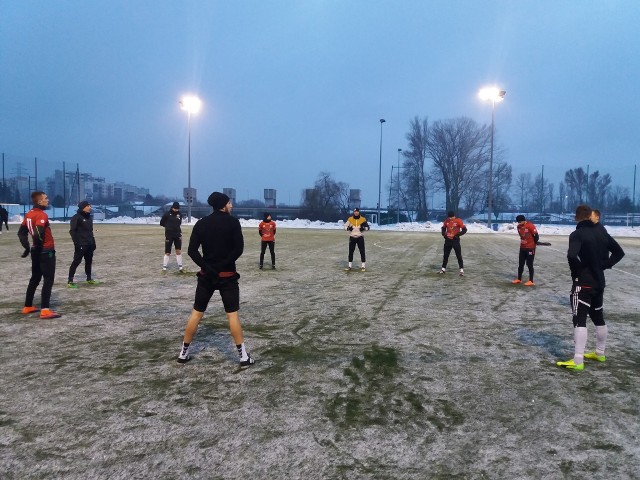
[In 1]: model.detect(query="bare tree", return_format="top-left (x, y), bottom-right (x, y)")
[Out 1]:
top-left (587, 170), bottom-right (611, 208)
top-left (564, 167), bottom-right (587, 205)
top-left (402, 117), bottom-right (429, 220)
top-left (300, 171), bottom-right (348, 221)
top-left (427, 117), bottom-right (490, 213)
top-left (531, 173), bottom-right (552, 212)
top-left (514, 173), bottom-right (531, 209)
top-left (491, 161), bottom-right (512, 219)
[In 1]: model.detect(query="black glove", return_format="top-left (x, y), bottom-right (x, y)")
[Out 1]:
top-left (21, 248), bottom-right (30, 258)
top-left (347, 225), bottom-right (353, 231)
top-left (258, 230), bottom-right (263, 237)
top-left (359, 226), bottom-right (365, 232)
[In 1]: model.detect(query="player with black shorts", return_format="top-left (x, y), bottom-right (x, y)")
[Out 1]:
top-left (176, 192), bottom-right (255, 367)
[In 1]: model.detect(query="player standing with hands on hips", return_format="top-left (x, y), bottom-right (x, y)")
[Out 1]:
top-left (344, 208), bottom-right (370, 272)
top-left (557, 205), bottom-right (625, 371)
top-left (17, 191), bottom-right (61, 318)
top-left (438, 211), bottom-right (467, 276)
top-left (177, 192), bottom-right (255, 367)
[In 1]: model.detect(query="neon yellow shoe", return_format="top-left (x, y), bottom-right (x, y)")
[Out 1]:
top-left (584, 352), bottom-right (606, 362)
top-left (556, 359), bottom-right (584, 370)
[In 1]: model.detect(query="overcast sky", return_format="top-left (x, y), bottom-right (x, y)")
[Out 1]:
top-left (1, 0), bottom-right (639, 207)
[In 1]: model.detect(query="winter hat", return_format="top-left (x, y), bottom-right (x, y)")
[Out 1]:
top-left (172, 201), bottom-right (180, 209)
top-left (207, 192), bottom-right (230, 210)
top-left (263, 212), bottom-right (271, 221)
top-left (447, 211), bottom-right (455, 218)
top-left (516, 215), bottom-right (526, 222)
top-left (78, 200), bottom-right (90, 210)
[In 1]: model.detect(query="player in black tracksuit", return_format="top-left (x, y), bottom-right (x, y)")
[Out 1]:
top-left (160, 202), bottom-right (183, 271)
top-left (557, 205), bottom-right (625, 370)
top-left (176, 192), bottom-right (254, 367)
top-left (68, 200), bottom-right (97, 287)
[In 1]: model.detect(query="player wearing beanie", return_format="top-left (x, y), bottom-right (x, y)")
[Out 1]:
top-left (160, 201), bottom-right (183, 272)
top-left (67, 200), bottom-right (98, 288)
top-left (176, 192), bottom-right (255, 367)
top-left (258, 212), bottom-right (277, 269)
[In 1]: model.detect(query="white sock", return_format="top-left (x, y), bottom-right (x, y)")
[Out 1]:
top-left (163, 255), bottom-right (169, 267)
top-left (595, 325), bottom-right (608, 356)
top-left (361, 262), bottom-right (366, 268)
top-left (179, 342), bottom-right (190, 359)
top-left (573, 327), bottom-right (588, 364)
top-left (348, 262), bottom-right (352, 268)
top-left (176, 254), bottom-right (183, 267)
top-left (236, 342), bottom-right (248, 360)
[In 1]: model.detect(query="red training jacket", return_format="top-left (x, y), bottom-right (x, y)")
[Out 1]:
top-left (22, 207), bottom-right (55, 251)
top-left (259, 220), bottom-right (276, 242)
top-left (517, 221), bottom-right (538, 250)
top-left (442, 217), bottom-right (466, 240)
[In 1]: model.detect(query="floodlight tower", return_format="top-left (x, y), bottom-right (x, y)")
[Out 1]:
top-left (478, 87), bottom-right (506, 228)
top-left (179, 95), bottom-right (202, 223)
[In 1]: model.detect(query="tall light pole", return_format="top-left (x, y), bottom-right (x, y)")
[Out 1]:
top-left (378, 118), bottom-right (386, 225)
top-left (478, 87), bottom-right (506, 228)
top-left (179, 95), bottom-right (202, 223)
top-left (397, 148), bottom-right (402, 224)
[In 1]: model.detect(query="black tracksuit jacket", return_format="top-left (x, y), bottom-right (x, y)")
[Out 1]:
top-left (188, 210), bottom-right (243, 274)
top-left (567, 220), bottom-right (624, 290)
top-left (160, 210), bottom-right (182, 238)
top-left (69, 210), bottom-right (95, 246)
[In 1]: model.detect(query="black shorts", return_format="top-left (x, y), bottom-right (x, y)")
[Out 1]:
top-left (165, 236), bottom-right (182, 254)
top-left (193, 272), bottom-right (240, 313)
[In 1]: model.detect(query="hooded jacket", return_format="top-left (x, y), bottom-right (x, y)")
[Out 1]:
top-left (567, 220), bottom-right (624, 290)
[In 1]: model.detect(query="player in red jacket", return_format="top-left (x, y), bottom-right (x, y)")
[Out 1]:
top-left (512, 214), bottom-right (539, 286)
top-left (438, 211), bottom-right (467, 276)
top-left (258, 212), bottom-right (277, 269)
top-left (17, 191), bottom-right (61, 318)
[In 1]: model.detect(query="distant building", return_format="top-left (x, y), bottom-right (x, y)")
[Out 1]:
top-left (223, 188), bottom-right (236, 206)
top-left (349, 189), bottom-right (361, 209)
top-left (264, 189), bottom-right (276, 207)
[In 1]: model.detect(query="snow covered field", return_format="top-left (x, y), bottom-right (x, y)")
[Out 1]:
top-left (1, 223), bottom-right (638, 478)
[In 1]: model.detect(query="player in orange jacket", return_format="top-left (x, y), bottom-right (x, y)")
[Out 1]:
top-left (258, 212), bottom-right (277, 269)
top-left (438, 211), bottom-right (467, 276)
top-left (512, 214), bottom-right (539, 286)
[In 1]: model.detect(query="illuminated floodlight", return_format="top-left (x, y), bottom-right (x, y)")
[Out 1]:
top-left (478, 87), bottom-right (506, 103)
top-left (179, 95), bottom-right (202, 114)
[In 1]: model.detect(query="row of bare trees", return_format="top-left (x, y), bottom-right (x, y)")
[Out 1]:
top-left (397, 116), bottom-right (634, 219)
top-left (301, 115), bottom-right (635, 222)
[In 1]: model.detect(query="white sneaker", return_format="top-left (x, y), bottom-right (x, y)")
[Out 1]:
top-left (459, 269), bottom-right (464, 276)
top-left (438, 268), bottom-right (445, 274)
